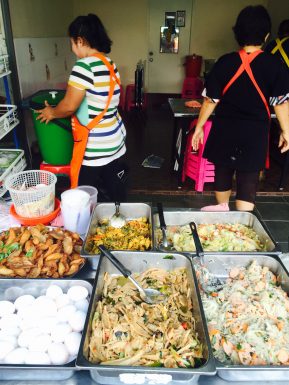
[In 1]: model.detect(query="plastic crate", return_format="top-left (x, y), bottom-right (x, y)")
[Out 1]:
top-left (0, 149), bottom-right (26, 197)
top-left (0, 104), bottom-right (19, 141)
top-left (0, 55), bottom-right (10, 78)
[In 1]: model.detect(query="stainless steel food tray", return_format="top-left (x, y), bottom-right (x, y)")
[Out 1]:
top-left (153, 210), bottom-right (278, 253)
top-left (77, 251), bottom-right (216, 385)
top-left (0, 278), bottom-right (93, 381)
top-left (191, 253), bottom-right (289, 382)
top-left (81, 203), bottom-right (154, 269)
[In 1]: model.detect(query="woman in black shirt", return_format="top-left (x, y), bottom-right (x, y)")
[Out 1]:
top-left (192, 5), bottom-right (289, 211)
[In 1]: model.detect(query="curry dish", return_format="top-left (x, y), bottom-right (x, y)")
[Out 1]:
top-left (89, 267), bottom-right (204, 368)
top-left (87, 217), bottom-right (151, 254)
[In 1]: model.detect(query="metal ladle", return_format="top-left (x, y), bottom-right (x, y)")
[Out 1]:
top-left (189, 222), bottom-right (223, 294)
top-left (98, 245), bottom-right (166, 305)
top-left (109, 202), bottom-right (126, 228)
top-left (157, 202), bottom-right (173, 252)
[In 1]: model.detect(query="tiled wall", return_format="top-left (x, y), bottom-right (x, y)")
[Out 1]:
top-left (14, 37), bottom-right (75, 98)
top-left (13, 37), bottom-right (75, 145)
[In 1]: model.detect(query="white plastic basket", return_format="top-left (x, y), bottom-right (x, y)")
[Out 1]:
top-left (4, 170), bottom-right (57, 218)
top-left (0, 149), bottom-right (26, 197)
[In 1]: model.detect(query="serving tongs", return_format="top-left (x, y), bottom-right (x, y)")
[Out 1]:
top-left (189, 222), bottom-right (223, 294)
top-left (157, 202), bottom-right (173, 251)
top-left (109, 202), bottom-right (126, 228)
top-left (99, 245), bottom-right (166, 305)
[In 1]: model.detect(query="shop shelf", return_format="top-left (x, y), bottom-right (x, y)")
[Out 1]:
top-left (0, 104), bottom-right (19, 140)
top-left (0, 149), bottom-right (26, 197)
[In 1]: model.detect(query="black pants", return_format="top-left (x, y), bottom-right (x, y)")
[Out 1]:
top-left (214, 165), bottom-right (259, 204)
top-left (78, 158), bottom-right (129, 202)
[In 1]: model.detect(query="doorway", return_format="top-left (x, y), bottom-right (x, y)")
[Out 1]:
top-left (147, 0), bottom-right (193, 93)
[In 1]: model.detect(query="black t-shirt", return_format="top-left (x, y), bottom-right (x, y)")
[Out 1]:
top-left (203, 51), bottom-right (289, 171)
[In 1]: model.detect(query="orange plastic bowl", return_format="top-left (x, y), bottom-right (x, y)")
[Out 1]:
top-left (10, 198), bottom-right (61, 225)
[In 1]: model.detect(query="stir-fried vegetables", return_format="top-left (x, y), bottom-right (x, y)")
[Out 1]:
top-left (87, 217), bottom-right (151, 254)
top-left (157, 223), bottom-right (266, 252)
top-left (201, 261), bottom-right (289, 365)
top-left (89, 268), bottom-right (204, 368)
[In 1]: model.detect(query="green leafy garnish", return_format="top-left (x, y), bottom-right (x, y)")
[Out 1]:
top-left (117, 276), bottom-right (128, 287)
top-left (236, 343), bottom-right (242, 350)
top-left (150, 361), bottom-right (163, 367)
top-left (25, 249), bottom-right (34, 258)
top-left (162, 255), bottom-right (175, 260)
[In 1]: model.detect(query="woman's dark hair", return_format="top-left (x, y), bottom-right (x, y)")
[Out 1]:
top-left (278, 19), bottom-right (289, 39)
top-left (233, 5), bottom-right (271, 46)
top-left (68, 14), bottom-right (112, 53)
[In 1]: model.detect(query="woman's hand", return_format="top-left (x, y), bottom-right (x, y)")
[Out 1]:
top-left (36, 101), bottom-right (55, 124)
top-left (279, 131), bottom-right (289, 153)
top-left (191, 127), bottom-right (204, 151)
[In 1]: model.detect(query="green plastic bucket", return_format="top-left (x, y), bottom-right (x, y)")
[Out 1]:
top-left (30, 90), bottom-right (73, 165)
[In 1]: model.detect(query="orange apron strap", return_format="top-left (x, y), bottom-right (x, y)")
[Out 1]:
top-left (238, 49), bottom-right (271, 119)
top-left (223, 49), bottom-right (270, 118)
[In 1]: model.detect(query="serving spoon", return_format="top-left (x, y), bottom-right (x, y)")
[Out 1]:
top-left (109, 202), bottom-right (126, 228)
top-left (157, 202), bottom-right (173, 251)
top-left (189, 222), bottom-right (223, 294)
top-left (98, 245), bottom-right (166, 305)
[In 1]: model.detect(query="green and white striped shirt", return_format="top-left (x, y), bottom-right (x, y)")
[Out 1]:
top-left (68, 56), bottom-right (126, 166)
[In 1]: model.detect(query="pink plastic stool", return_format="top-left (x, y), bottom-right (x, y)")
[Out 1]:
top-left (182, 119), bottom-right (214, 192)
top-left (181, 77), bottom-right (204, 99)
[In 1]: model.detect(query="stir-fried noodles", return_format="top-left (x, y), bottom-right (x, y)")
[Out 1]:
top-left (89, 268), bottom-right (204, 368)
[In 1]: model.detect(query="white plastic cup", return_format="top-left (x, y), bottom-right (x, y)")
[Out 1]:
top-left (75, 185), bottom-right (98, 212)
top-left (60, 189), bottom-right (91, 234)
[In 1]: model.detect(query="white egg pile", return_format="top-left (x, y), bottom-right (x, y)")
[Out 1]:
top-left (0, 285), bottom-right (89, 365)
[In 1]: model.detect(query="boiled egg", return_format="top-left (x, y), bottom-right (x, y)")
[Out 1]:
top-left (64, 332), bottom-right (81, 356)
top-left (0, 314), bottom-right (21, 329)
top-left (74, 299), bottom-right (89, 313)
top-left (28, 334), bottom-right (52, 352)
top-left (4, 347), bottom-right (28, 364)
top-left (4, 286), bottom-right (24, 302)
top-left (48, 343), bottom-right (69, 365)
top-left (51, 323), bottom-right (72, 343)
top-left (0, 341), bottom-right (15, 360)
top-left (55, 294), bottom-right (71, 309)
top-left (34, 296), bottom-right (57, 317)
top-left (0, 301), bottom-right (15, 316)
top-left (14, 295), bottom-right (35, 311)
top-left (68, 311), bottom-right (86, 332)
top-left (18, 328), bottom-right (43, 348)
top-left (57, 304), bottom-right (76, 323)
top-left (25, 351), bottom-right (51, 365)
top-left (46, 285), bottom-right (63, 300)
top-left (39, 316), bottom-right (59, 334)
top-left (0, 332), bottom-right (17, 346)
top-left (67, 286), bottom-right (89, 302)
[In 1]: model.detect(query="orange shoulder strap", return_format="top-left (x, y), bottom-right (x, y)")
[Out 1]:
top-left (86, 53), bottom-right (121, 131)
top-left (223, 49), bottom-right (270, 118)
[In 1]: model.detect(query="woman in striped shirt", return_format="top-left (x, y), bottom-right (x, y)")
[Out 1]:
top-left (37, 14), bottom-right (127, 201)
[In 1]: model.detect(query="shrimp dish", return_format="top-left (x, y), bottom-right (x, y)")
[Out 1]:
top-left (202, 261), bottom-right (289, 365)
top-left (89, 268), bottom-right (205, 368)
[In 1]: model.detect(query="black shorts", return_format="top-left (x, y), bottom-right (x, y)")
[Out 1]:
top-left (78, 158), bottom-right (129, 202)
top-left (214, 165), bottom-right (259, 204)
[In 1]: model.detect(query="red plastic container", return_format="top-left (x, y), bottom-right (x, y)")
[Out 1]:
top-left (184, 54), bottom-right (203, 78)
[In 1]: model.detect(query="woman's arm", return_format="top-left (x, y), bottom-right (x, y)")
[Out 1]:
top-left (36, 85), bottom-right (85, 123)
top-left (191, 98), bottom-right (217, 151)
top-left (273, 102), bottom-right (289, 153)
